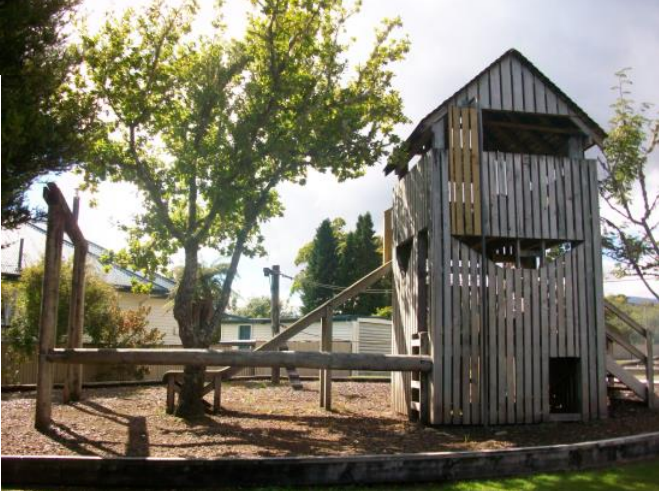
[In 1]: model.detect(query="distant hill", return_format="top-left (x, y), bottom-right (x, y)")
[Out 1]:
top-left (627, 296), bottom-right (658, 305)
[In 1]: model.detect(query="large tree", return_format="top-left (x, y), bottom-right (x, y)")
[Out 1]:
top-left (1, 0), bottom-right (94, 228)
top-left (600, 69), bottom-right (658, 300)
top-left (80, 0), bottom-right (408, 416)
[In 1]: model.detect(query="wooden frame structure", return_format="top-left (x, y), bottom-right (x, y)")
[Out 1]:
top-left (34, 188), bottom-right (424, 428)
top-left (388, 49), bottom-right (618, 426)
top-left (36, 184), bottom-right (88, 430)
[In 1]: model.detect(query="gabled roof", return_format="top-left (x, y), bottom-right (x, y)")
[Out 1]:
top-left (1, 223), bottom-right (176, 295)
top-left (385, 49), bottom-right (607, 174)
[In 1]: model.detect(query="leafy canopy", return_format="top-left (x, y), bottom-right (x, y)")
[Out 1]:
top-left (80, 0), bottom-right (409, 279)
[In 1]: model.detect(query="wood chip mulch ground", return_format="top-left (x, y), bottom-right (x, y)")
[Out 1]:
top-left (2, 381), bottom-right (658, 458)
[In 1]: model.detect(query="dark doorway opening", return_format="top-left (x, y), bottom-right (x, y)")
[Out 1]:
top-left (549, 357), bottom-right (580, 414)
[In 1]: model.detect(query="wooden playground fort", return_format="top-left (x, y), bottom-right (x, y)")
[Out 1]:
top-left (33, 49), bottom-right (654, 432)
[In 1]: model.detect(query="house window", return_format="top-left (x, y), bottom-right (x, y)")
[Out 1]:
top-left (238, 325), bottom-right (252, 350)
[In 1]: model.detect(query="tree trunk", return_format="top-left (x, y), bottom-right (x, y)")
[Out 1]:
top-left (173, 240), bottom-right (207, 418)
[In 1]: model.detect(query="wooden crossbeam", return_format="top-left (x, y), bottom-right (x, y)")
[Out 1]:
top-left (47, 348), bottom-right (433, 373)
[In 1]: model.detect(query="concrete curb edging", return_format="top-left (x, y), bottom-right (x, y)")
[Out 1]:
top-left (3, 432), bottom-right (659, 488)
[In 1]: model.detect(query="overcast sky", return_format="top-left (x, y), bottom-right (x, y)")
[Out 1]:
top-left (25, 0), bottom-right (659, 306)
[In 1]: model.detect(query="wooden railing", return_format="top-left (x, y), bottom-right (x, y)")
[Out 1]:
top-left (604, 300), bottom-right (655, 408)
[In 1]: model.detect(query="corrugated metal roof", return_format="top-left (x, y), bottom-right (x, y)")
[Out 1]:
top-left (1, 223), bottom-right (176, 295)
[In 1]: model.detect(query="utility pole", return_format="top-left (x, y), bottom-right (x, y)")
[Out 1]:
top-left (269, 265), bottom-right (281, 384)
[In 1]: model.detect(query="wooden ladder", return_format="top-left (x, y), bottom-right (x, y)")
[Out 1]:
top-left (604, 300), bottom-right (656, 408)
top-left (278, 346), bottom-right (303, 390)
top-left (410, 332), bottom-right (430, 423)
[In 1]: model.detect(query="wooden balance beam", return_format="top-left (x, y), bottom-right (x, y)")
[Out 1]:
top-left (47, 348), bottom-right (433, 372)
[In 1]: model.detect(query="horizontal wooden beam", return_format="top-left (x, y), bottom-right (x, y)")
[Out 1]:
top-left (47, 348), bottom-right (432, 373)
top-left (606, 324), bottom-right (647, 363)
top-left (43, 183), bottom-right (87, 249)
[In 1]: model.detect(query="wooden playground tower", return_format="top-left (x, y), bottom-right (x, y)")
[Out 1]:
top-left (33, 49), bottom-right (654, 432)
top-left (387, 49), bottom-right (655, 425)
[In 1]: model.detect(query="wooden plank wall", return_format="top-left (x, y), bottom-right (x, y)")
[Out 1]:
top-left (482, 153), bottom-right (584, 241)
top-left (425, 149), bottom-right (606, 425)
top-left (391, 155), bottom-right (430, 416)
top-left (437, 52), bottom-right (571, 127)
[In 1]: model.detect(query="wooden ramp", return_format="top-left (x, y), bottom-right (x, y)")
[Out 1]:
top-left (604, 300), bottom-right (656, 408)
top-left (219, 261), bottom-right (392, 381)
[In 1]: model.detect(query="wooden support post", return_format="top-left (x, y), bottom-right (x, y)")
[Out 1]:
top-left (213, 375), bottom-right (222, 414)
top-left (35, 201), bottom-right (65, 431)
top-left (166, 376), bottom-right (176, 414)
top-left (647, 333), bottom-right (655, 409)
top-left (64, 196), bottom-right (87, 403)
top-left (383, 208), bottom-right (393, 264)
top-left (320, 308), bottom-right (333, 410)
top-left (270, 265), bottom-right (281, 385)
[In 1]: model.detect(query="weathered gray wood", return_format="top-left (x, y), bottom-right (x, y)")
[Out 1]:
top-left (271, 265), bottom-right (281, 385)
top-left (557, 257), bottom-right (566, 357)
top-left (213, 376), bottom-right (222, 414)
top-left (606, 356), bottom-right (647, 402)
top-left (521, 66), bottom-right (536, 112)
top-left (531, 269), bottom-right (541, 422)
top-left (320, 309), bottom-right (333, 410)
top-left (461, 243), bottom-right (471, 424)
top-left (500, 56), bottom-right (513, 111)
top-left (505, 268), bottom-right (514, 423)
top-left (548, 260), bottom-right (557, 357)
top-left (35, 205), bottom-right (65, 431)
top-left (49, 348), bottom-right (433, 372)
top-left (489, 65), bottom-right (502, 110)
top-left (534, 76), bottom-right (547, 113)
top-left (63, 205), bottom-right (87, 404)
top-left (511, 57), bottom-right (524, 112)
top-left (514, 268), bottom-right (523, 422)
top-left (523, 269), bottom-right (532, 423)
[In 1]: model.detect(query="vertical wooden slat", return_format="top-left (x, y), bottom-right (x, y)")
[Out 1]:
top-left (461, 243), bottom-right (471, 424)
top-left (539, 156), bottom-right (549, 238)
top-left (531, 156), bottom-right (541, 238)
top-left (479, 71), bottom-right (491, 108)
top-left (511, 57), bottom-right (524, 112)
top-left (500, 56), bottom-right (513, 111)
top-left (514, 154), bottom-right (524, 236)
top-left (548, 157), bottom-right (558, 238)
top-left (539, 261), bottom-right (550, 420)
top-left (556, 158), bottom-right (566, 239)
top-left (534, 77), bottom-right (547, 114)
top-left (523, 269), bottom-right (533, 423)
top-left (498, 266), bottom-right (507, 423)
top-left (320, 309), bottom-right (333, 410)
top-left (506, 153), bottom-right (516, 237)
top-left (545, 85), bottom-right (559, 114)
top-left (471, 108), bottom-right (482, 236)
top-left (531, 268), bottom-right (542, 422)
top-left (522, 156), bottom-right (533, 238)
top-left (557, 257), bottom-right (566, 357)
top-left (565, 250), bottom-right (575, 357)
top-left (522, 67), bottom-right (536, 113)
top-left (451, 237), bottom-right (461, 423)
top-left (514, 267), bottom-right (523, 422)
top-left (489, 65), bottom-right (502, 110)
top-left (35, 207), bottom-right (64, 431)
top-left (470, 248), bottom-right (480, 424)
top-left (488, 261), bottom-right (498, 425)
top-left (452, 107), bottom-right (464, 236)
top-left (548, 260), bottom-right (557, 358)
top-left (442, 153), bottom-right (454, 424)
top-left (488, 154), bottom-right (500, 237)
top-left (564, 158), bottom-right (575, 241)
top-left (462, 109), bottom-right (473, 235)
top-left (506, 269), bottom-right (515, 423)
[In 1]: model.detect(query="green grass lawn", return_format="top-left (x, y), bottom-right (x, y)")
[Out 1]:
top-left (4, 458), bottom-right (659, 491)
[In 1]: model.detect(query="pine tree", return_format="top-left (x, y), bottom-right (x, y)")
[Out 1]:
top-left (299, 219), bottom-right (341, 313)
top-left (339, 213), bottom-right (389, 315)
